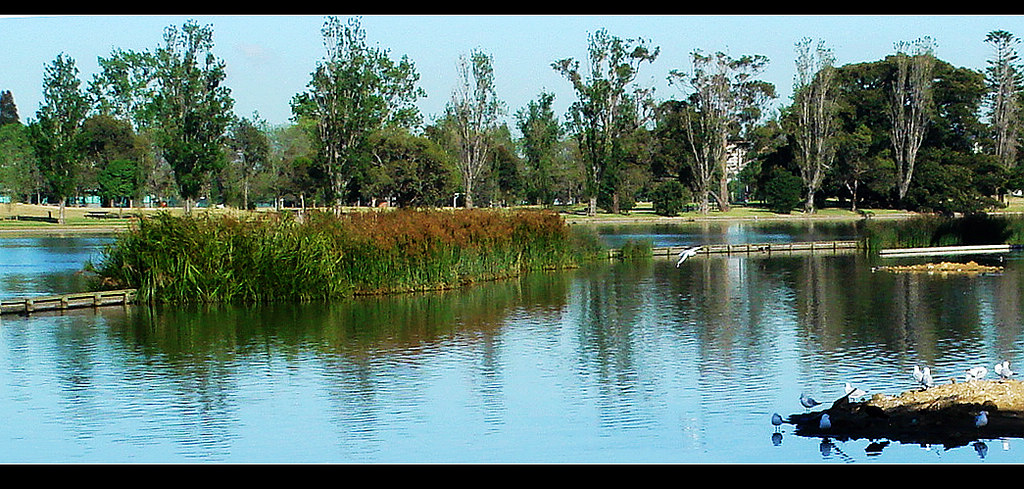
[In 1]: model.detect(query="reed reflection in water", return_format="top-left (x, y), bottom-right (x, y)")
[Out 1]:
top-left (3, 247), bottom-right (1024, 462)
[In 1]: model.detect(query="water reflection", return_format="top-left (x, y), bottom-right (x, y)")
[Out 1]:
top-left (4, 232), bottom-right (1024, 462)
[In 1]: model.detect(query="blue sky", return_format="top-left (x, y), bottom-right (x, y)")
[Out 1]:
top-left (2, 15), bottom-right (1023, 129)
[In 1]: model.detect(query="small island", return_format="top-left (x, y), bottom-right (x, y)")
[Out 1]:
top-left (786, 379), bottom-right (1024, 448)
top-left (874, 261), bottom-right (1004, 275)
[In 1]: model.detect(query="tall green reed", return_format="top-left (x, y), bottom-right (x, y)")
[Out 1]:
top-left (92, 208), bottom-right (592, 304)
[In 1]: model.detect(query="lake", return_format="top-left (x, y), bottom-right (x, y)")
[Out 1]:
top-left (0, 221), bottom-right (1021, 463)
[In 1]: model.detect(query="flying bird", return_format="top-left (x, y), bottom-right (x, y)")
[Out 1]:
top-left (966, 366), bottom-right (988, 382)
top-left (800, 393), bottom-right (822, 410)
top-left (995, 360), bottom-right (1016, 380)
top-left (676, 246), bottom-right (701, 267)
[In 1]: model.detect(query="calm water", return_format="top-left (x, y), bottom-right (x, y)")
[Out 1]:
top-left (2, 221), bottom-right (1024, 463)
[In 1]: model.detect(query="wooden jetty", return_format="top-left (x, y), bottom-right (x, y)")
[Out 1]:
top-left (1, 289), bottom-right (137, 316)
top-left (879, 244), bottom-right (1015, 258)
top-left (608, 240), bottom-right (862, 259)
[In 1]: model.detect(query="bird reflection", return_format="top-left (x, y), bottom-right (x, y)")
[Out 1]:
top-left (974, 441), bottom-right (988, 459)
top-left (865, 441), bottom-right (889, 456)
top-left (771, 432), bottom-right (783, 446)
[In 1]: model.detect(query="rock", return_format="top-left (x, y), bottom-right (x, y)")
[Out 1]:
top-left (786, 379), bottom-right (1024, 448)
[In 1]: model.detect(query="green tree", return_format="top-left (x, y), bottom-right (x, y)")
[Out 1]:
top-left (27, 53), bottom-right (90, 223)
top-left (0, 90), bottom-right (19, 126)
top-left (516, 91), bottom-right (563, 206)
top-left (553, 28), bottom-right (659, 216)
top-left (88, 49), bottom-right (158, 130)
top-left (889, 37), bottom-right (937, 202)
top-left (149, 20), bottom-right (235, 214)
top-left (225, 114), bottom-right (270, 209)
top-left (97, 158), bottom-right (140, 210)
top-left (291, 16), bottom-right (424, 212)
top-left (79, 114), bottom-right (143, 206)
top-left (650, 179), bottom-right (690, 216)
top-left (365, 127), bottom-right (457, 207)
top-left (0, 123), bottom-right (41, 202)
top-left (763, 167), bottom-right (803, 214)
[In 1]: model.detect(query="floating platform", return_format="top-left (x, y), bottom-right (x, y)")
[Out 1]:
top-left (0, 289), bottom-right (137, 316)
top-left (879, 244), bottom-right (1015, 258)
top-left (785, 379), bottom-right (1024, 448)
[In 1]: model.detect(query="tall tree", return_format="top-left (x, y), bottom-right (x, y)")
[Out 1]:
top-left (226, 114), bottom-right (270, 210)
top-left (516, 91), bottom-right (563, 205)
top-left (149, 20), bottom-right (235, 214)
top-left (889, 37), bottom-right (936, 202)
top-left (792, 38), bottom-right (839, 213)
top-left (27, 53), bottom-right (90, 224)
top-left (446, 49), bottom-right (504, 209)
top-left (0, 123), bottom-right (41, 202)
top-left (88, 49), bottom-right (158, 130)
top-left (984, 30), bottom-right (1023, 171)
top-left (553, 28), bottom-right (659, 216)
top-left (669, 50), bottom-right (775, 213)
top-left (291, 16), bottom-right (424, 213)
top-left (0, 90), bottom-right (19, 126)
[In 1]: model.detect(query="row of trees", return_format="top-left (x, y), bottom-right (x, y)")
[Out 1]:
top-left (2, 17), bottom-right (1024, 223)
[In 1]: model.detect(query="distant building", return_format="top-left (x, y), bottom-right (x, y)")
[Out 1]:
top-left (725, 140), bottom-right (752, 180)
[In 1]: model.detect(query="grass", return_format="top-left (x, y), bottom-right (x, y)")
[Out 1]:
top-left (90, 208), bottom-right (601, 304)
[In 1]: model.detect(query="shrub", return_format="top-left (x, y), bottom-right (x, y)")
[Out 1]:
top-left (651, 180), bottom-right (690, 216)
top-left (764, 168), bottom-right (803, 214)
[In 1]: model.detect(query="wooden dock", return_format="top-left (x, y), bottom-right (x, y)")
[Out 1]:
top-left (1, 289), bottom-right (137, 316)
top-left (609, 240), bottom-right (862, 259)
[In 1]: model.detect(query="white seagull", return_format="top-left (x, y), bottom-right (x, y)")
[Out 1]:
top-left (995, 360), bottom-right (1016, 380)
top-left (819, 413), bottom-right (831, 430)
top-left (976, 411), bottom-right (989, 428)
top-left (913, 365), bottom-right (934, 389)
top-left (676, 246), bottom-right (702, 267)
top-left (844, 382), bottom-right (868, 400)
top-left (966, 366), bottom-right (988, 382)
top-left (800, 393), bottom-right (823, 410)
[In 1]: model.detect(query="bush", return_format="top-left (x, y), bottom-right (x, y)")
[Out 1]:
top-left (651, 180), bottom-right (690, 216)
top-left (763, 168), bottom-right (803, 214)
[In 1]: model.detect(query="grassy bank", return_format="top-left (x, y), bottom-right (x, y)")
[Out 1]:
top-left (90, 208), bottom-right (603, 304)
top-left (862, 213), bottom-right (1024, 250)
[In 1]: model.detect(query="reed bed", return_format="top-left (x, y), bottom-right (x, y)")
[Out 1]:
top-left (92, 208), bottom-right (600, 304)
top-left (863, 213), bottom-right (1024, 251)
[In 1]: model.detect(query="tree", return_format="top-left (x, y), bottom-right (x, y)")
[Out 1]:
top-left (0, 90), bottom-right (19, 126)
top-left (88, 49), bottom-right (158, 130)
top-left (364, 127), bottom-right (456, 207)
top-left (27, 53), bottom-right (90, 224)
top-left (446, 49), bottom-right (504, 209)
top-left (792, 38), bottom-right (839, 213)
top-left (97, 158), bottom-right (140, 210)
top-left (79, 114), bottom-right (144, 206)
top-left (763, 167), bottom-right (803, 214)
top-left (889, 37), bottom-right (936, 203)
top-left (669, 50), bottom-right (775, 214)
top-left (0, 123), bottom-right (41, 202)
top-left (650, 179), bottom-right (690, 216)
top-left (149, 20), bottom-right (235, 214)
top-left (291, 16), bottom-right (424, 213)
top-left (516, 91), bottom-right (563, 206)
top-left (553, 28), bottom-right (659, 216)
top-left (984, 30), bottom-right (1023, 171)
top-left (226, 114), bottom-right (270, 210)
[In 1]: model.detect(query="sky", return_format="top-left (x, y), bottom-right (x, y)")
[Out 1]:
top-left (3, 14), bottom-right (1024, 130)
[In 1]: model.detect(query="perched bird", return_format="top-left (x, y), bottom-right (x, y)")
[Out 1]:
top-left (844, 382), bottom-right (867, 400)
top-left (676, 246), bottom-right (701, 267)
top-left (976, 410), bottom-right (989, 428)
top-left (819, 413), bottom-right (831, 430)
top-left (771, 413), bottom-right (784, 426)
top-left (913, 365), bottom-right (934, 389)
top-left (995, 360), bottom-right (1016, 380)
top-left (800, 393), bottom-right (822, 410)
top-left (966, 366), bottom-right (988, 382)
